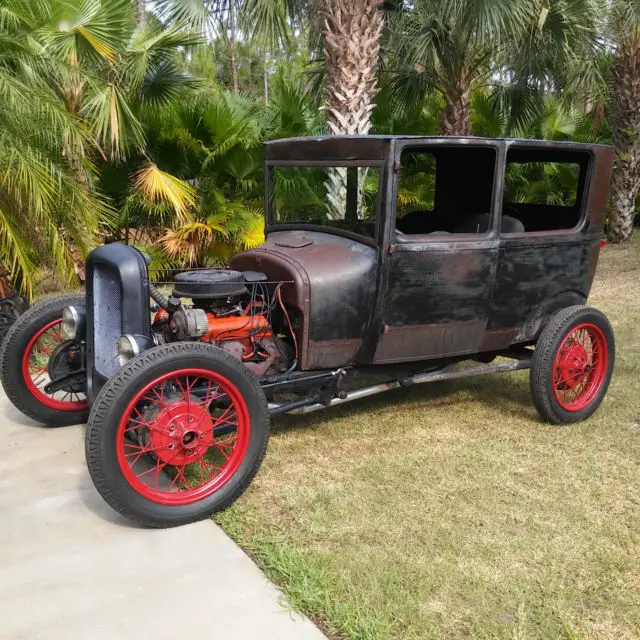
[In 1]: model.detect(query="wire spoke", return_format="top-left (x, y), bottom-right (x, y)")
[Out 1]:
top-left (119, 369), bottom-right (249, 502)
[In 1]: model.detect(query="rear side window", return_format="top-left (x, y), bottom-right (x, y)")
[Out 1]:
top-left (502, 149), bottom-right (590, 233)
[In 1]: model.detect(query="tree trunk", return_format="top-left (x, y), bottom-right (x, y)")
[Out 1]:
top-left (263, 48), bottom-right (269, 106)
top-left (440, 87), bottom-right (472, 136)
top-left (321, 0), bottom-right (384, 135)
top-left (0, 267), bottom-right (12, 298)
top-left (607, 39), bottom-right (640, 244)
top-left (135, 0), bottom-right (146, 26)
top-left (229, 0), bottom-right (239, 93)
top-left (319, 0), bottom-right (384, 217)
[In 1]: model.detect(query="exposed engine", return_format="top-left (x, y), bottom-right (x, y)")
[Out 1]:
top-left (150, 269), bottom-right (293, 376)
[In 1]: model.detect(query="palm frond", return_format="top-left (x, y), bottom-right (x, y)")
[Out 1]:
top-left (83, 82), bottom-right (145, 158)
top-left (132, 162), bottom-right (197, 220)
top-left (43, 0), bottom-right (134, 65)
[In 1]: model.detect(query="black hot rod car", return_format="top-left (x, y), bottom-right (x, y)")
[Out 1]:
top-left (1, 136), bottom-right (616, 527)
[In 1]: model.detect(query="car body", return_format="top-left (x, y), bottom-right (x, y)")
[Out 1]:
top-left (2, 135), bottom-right (617, 527)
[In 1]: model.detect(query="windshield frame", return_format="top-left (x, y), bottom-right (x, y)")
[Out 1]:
top-left (264, 159), bottom-right (385, 247)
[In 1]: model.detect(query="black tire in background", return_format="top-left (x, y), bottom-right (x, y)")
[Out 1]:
top-left (85, 342), bottom-right (270, 528)
top-left (530, 305), bottom-right (615, 424)
top-left (0, 294), bottom-right (89, 426)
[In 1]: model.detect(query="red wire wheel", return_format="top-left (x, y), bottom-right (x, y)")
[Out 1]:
top-left (117, 368), bottom-right (250, 505)
top-left (85, 342), bottom-right (270, 527)
top-left (22, 319), bottom-right (88, 411)
top-left (1, 294), bottom-right (89, 426)
top-left (530, 306), bottom-right (615, 424)
top-left (552, 323), bottom-right (608, 411)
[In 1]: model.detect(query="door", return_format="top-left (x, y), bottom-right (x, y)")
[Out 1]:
top-left (373, 140), bottom-right (502, 364)
top-left (487, 145), bottom-right (599, 345)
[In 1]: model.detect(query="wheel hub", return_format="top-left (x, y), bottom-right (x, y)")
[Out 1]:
top-left (146, 398), bottom-right (215, 466)
top-left (556, 343), bottom-right (590, 389)
top-left (48, 341), bottom-right (84, 393)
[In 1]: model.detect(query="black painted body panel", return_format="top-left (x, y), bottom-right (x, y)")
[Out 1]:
top-left (488, 236), bottom-right (598, 334)
top-left (257, 136), bottom-right (613, 369)
top-left (375, 240), bottom-right (498, 362)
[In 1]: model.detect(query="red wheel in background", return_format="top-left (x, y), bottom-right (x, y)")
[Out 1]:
top-left (552, 323), bottom-right (608, 412)
top-left (1, 294), bottom-right (89, 426)
top-left (530, 306), bottom-right (615, 424)
top-left (22, 319), bottom-right (88, 411)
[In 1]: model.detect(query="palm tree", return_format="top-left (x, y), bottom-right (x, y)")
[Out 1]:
top-left (38, 0), bottom-right (203, 254)
top-left (156, 0), bottom-right (245, 92)
top-left (36, 0), bottom-right (200, 162)
top-left (470, 90), bottom-right (610, 144)
top-left (389, 0), bottom-right (535, 136)
top-left (315, 0), bottom-right (385, 137)
top-left (607, 0), bottom-right (640, 243)
top-left (158, 0), bottom-right (387, 132)
top-left (138, 89), bottom-right (269, 265)
top-left (0, 0), bottom-right (110, 296)
top-left (155, 0), bottom-right (389, 219)
top-left (138, 76), bottom-right (325, 267)
top-left (390, 0), bottom-right (605, 138)
top-left (1, 0), bottom-right (203, 289)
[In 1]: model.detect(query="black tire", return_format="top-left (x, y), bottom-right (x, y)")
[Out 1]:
top-left (85, 342), bottom-right (270, 528)
top-left (530, 305), bottom-right (615, 424)
top-left (0, 294), bottom-right (89, 427)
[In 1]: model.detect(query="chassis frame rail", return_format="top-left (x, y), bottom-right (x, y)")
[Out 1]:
top-left (267, 359), bottom-right (531, 416)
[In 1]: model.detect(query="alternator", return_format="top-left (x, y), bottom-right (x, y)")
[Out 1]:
top-left (171, 307), bottom-right (209, 339)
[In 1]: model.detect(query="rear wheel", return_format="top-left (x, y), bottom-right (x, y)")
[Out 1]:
top-left (85, 342), bottom-right (270, 528)
top-left (0, 294), bottom-right (88, 426)
top-left (530, 305), bottom-right (615, 424)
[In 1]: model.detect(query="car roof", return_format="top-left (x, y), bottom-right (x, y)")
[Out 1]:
top-left (264, 134), bottom-right (610, 150)
top-left (263, 135), bottom-right (612, 165)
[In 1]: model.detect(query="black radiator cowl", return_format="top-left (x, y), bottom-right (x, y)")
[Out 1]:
top-left (86, 243), bottom-right (150, 401)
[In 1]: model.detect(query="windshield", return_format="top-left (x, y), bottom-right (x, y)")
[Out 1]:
top-left (269, 165), bottom-right (380, 239)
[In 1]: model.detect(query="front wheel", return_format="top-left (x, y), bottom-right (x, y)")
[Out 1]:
top-left (85, 342), bottom-right (270, 528)
top-left (530, 305), bottom-right (615, 424)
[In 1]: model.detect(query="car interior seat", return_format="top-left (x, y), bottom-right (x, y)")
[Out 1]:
top-left (453, 213), bottom-right (525, 234)
top-left (500, 215), bottom-right (525, 233)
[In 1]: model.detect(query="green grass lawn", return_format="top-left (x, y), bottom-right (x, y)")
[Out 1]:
top-left (216, 240), bottom-right (640, 640)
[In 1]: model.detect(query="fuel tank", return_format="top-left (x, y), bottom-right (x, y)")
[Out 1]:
top-left (231, 230), bottom-right (378, 370)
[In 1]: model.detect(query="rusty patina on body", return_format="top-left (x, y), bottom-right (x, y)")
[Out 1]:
top-left (233, 135), bottom-right (614, 369)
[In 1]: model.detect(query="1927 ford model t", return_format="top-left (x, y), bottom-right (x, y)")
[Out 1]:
top-left (1, 136), bottom-right (616, 528)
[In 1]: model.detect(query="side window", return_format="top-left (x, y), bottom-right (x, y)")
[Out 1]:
top-left (502, 150), bottom-right (589, 233)
top-left (395, 146), bottom-right (496, 236)
top-left (397, 151), bottom-right (436, 216)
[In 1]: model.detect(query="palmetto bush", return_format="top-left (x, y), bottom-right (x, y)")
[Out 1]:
top-left (131, 77), bottom-right (326, 269)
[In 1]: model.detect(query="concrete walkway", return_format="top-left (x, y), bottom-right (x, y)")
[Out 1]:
top-left (0, 393), bottom-right (326, 640)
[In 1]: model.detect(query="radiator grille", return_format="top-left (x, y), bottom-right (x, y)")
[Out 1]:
top-left (93, 265), bottom-right (122, 377)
